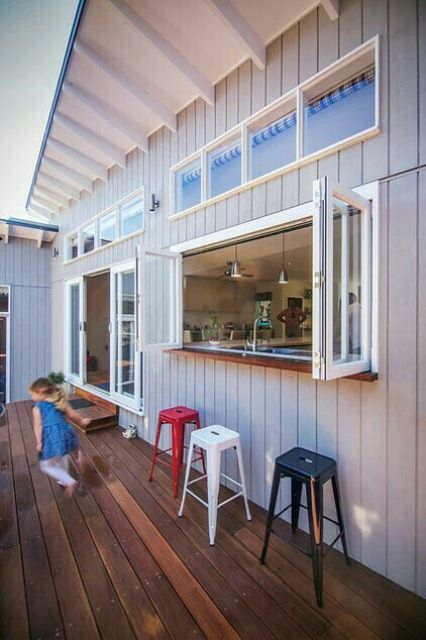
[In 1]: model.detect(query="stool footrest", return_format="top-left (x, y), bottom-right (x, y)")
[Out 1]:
top-left (186, 489), bottom-right (209, 508)
top-left (187, 474), bottom-right (208, 486)
top-left (220, 472), bottom-right (242, 488)
top-left (218, 491), bottom-right (244, 509)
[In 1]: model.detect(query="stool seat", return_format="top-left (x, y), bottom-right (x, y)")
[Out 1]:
top-left (276, 447), bottom-right (336, 481)
top-left (159, 406), bottom-right (199, 422)
top-left (191, 425), bottom-right (239, 450)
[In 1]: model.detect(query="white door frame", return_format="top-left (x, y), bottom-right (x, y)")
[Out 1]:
top-left (0, 285), bottom-right (10, 403)
top-left (64, 276), bottom-right (86, 386)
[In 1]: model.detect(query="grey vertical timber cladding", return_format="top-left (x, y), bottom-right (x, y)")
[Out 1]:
top-left (51, 0), bottom-right (426, 596)
top-left (0, 238), bottom-right (51, 401)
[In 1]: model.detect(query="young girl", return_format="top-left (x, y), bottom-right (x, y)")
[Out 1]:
top-left (30, 378), bottom-right (90, 497)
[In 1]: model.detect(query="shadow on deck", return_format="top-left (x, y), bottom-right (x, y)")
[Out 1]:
top-left (1, 401), bottom-right (425, 639)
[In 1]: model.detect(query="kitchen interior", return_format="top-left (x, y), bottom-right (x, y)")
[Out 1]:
top-left (182, 224), bottom-right (313, 360)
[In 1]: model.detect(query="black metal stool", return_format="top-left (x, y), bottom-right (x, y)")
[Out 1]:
top-left (260, 447), bottom-right (350, 607)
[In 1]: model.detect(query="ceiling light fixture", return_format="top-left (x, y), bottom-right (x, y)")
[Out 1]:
top-left (230, 245), bottom-right (242, 278)
top-left (278, 232), bottom-right (288, 284)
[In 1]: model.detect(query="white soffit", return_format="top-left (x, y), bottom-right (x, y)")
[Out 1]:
top-left (27, 0), bottom-right (333, 213)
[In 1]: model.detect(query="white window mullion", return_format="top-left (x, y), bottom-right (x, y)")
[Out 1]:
top-left (341, 210), bottom-right (349, 361)
top-left (296, 86), bottom-right (303, 160)
top-left (241, 123), bottom-right (248, 184)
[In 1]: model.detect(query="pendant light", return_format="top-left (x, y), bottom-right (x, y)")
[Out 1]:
top-left (278, 232), bottom-right (288, 284)
top-left (230, 245), bottom-right (242, 278)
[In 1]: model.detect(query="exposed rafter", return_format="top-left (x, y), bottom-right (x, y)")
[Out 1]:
top-left (47, 137), bottom-right (108, 182)
top-left (63, 81), bottom-right (148, 151)
top-left (43, 157), bottom-right (93, 192)
top-left (31, 196), bottom-right (61, 216)
top-left (321, 0), bottom-right (339, 20)
top-left (28, 204), bottom-right (54, 220)
top-left (54, 113), bottom-right (126, 168)
top-left (203, 0), bottom-right (265, 69)
top-left (36, 230), bottom-right (44, 249)
top-left (107, 0), bottom-right (214, 105)
top-left (34, 185), bottom-right (70, 210)
top-left (38, 171), bottom-right (80, 201)
top-left (2, 224), bottom-right (9, 244)
top-left (74, 40), bottom-right (177, 132)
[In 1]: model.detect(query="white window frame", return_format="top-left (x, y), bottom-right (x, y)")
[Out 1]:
top-left (137, 247), bottom-right (182, 352)
top-left (312, 178), bottom-right (372, 380)
top-left (0, 285), bottom-right (11, 404)
top-left (169, 180), bottom-right (379, 379)
top-left (110, 259), bottom-right (142, 411)
top-left (63, 187), bottom-right (144, 264)
top-left (65, 276), bottom-right (86, 386)
top-left (170, 35), bottom-right (379, 219)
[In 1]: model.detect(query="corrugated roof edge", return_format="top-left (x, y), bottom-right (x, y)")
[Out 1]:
top-left (25, 0), bottom-right (88, 209)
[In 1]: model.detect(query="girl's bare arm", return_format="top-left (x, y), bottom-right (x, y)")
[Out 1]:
top-left (64, 403), bottom-right (91, 427)
top-left (32, 406), bottom-right (43, 452)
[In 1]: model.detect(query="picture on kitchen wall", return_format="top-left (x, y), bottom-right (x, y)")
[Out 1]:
top-left (255, 292), bottom-right (272, 326)
top-left (286, 296), bottom-right (303, 309)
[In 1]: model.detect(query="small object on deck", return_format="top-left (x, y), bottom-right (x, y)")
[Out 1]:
top-left (149, 406), bottom-right (206, 498)
top-left (122, 424), bottom-right (137, 439)
top-left (0, 403), bottom-right (6, 427)
top-left (259, 446), bottom-right (350, 608)
top-left (178, 424), bottom-right (251, 545)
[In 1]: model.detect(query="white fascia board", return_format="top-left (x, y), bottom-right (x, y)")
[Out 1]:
top-left (43, 157), bottom-right (93, 192)
top-left (63, 81), bottom-right (148, 152)
top-left (54, 113), bottom-right (126, 168)
top-left (48, 137), bottom-right (108, 182)
top-left (204, 0), bottom-right (265, 70)
top-left (107, 0), bottom-right (214, 105)
top-left (74, 41), bottom-right (177, 132)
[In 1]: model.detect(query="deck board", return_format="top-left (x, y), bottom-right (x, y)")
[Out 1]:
top-left (1, 401), bottom-right (425, 640)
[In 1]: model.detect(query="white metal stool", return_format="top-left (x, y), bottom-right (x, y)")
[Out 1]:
top-left (178, 425), bottom-right (252, 545)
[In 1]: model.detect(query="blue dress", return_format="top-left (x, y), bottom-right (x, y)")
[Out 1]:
top-left (36, 400), bottom-right (79, 461)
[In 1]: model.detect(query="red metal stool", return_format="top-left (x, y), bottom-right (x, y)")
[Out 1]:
top-left (149, 406), bottom-right (206, 497)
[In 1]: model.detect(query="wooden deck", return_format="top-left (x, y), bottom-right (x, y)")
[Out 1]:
top-left (1, 401), bottom-right (425, 640)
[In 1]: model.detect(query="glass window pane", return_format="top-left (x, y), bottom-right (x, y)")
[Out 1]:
top-left (69, 234), bottom-right (78, 259)
top-left (208, 138), bottom-right (241, 198)
top-left (82, 224), bottom-right (95, 254)
top-left (304, 67), bottom-right (375, 156)
top-left (249, 109), bottom-right (297, 179)
top-left (70, 284), bottom-right (80, 376)
top-left (121, 198), bottom-right (143, 236)
top-left (144, 253), bottom-right (179, 346)
top-left (99, 211), bottom-right (116, 246)
top-left (115, 269), bottom-right (136, 399)
top-left (332, 200), bottom-right (363, 364)
top-left (175, 158), bottom-right (201, 212)
top-left (0, 287), bottom-right (8, 313)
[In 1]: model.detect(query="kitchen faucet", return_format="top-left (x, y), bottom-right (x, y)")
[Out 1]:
top-left (252, 315), bottom-right (273, 352)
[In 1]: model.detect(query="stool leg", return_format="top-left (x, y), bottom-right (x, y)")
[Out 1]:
top-left (236, 441), bottom-right (251, 521)
top-left (291, 478), bottom-right (303, 532)
top-left (178, 440), bottom-right (194, 517)
top-left (260, 465), bottom-right (281, 564)
top-left (194, 416), bottom-right (206, 475)
top-left (172, 421), bottom-right (184, 498)
top-left (148, 417), bottom-right (163, 482)
top-left (306, 478), bottom-right (324, 607)
top-left (207, 448), bottom-right (221, 545)
top-left (331, 473), bottom-right (350, 565)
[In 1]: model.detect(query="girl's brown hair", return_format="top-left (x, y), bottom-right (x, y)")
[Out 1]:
top-left (29, 378), bottom-right (68, 412)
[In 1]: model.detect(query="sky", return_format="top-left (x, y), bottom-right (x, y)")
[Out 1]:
top-left (0, 0), bottom-right (79, 219)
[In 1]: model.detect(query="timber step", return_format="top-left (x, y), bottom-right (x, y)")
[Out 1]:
top-left (69, 389), bottom-right (118, 433)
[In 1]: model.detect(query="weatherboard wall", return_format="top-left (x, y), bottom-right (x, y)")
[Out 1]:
top-left (0, 237), bottom-right (51, 402)
top-left (50, 0), bottom-right (426, 596)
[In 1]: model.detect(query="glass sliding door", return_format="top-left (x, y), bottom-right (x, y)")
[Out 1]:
top-left (110, 261), bottom-right (141, 409)
top-left (66, 277), bottom-right (85, 385)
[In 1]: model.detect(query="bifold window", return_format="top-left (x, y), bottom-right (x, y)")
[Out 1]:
top-left (171, 37), bottom-right (378, 215)
top-left (65, 190), bottom-right (144, 261)
top-left (179, 176), bottom-right (372, 380)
